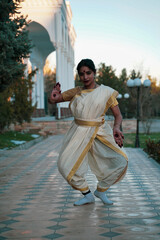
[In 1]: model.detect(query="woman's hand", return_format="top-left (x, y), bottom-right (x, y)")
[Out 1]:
top-left (113, 127), bottom-right (124, 148)
top-left (48, 82), bottom-right (63, 104)
top-left (110, 105), bottom-right (124, 148)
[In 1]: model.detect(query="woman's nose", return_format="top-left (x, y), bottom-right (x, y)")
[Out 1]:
top-left (84, 73), bottom-right (88, 79)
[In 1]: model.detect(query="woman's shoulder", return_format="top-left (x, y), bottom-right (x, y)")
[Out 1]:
top-left (101, 84), bottom-right (115, 92)
top-left (100, 85), bottom-right (118, 97)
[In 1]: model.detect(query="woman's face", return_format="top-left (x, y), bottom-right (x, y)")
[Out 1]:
top-left (79, 66), bottom-right (95, 88)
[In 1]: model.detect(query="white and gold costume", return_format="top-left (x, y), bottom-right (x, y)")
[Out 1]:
top-left (58, 85), bottom-right (128, 192)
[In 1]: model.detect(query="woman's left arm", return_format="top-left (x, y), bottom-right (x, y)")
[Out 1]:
top-left (110, 105), bottom-right (124, 148)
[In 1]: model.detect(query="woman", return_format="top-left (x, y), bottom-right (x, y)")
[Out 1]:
top-left (49, 59), bottom-right (128, 206)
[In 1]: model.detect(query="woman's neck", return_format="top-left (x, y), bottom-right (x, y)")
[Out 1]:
top-left (83, 82), bottom-right (99, 90)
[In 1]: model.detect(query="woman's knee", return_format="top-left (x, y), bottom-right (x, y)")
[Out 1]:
top-left (57, 159), bottom-right (66, 177)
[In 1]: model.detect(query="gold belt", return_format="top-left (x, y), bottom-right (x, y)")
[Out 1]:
top-left (75, 118), bottom-right (105, 127)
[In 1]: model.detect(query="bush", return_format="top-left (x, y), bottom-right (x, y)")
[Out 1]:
top-left (144, 139), bottom-right (160, 163)
top-left (0, 89), bottom-right (13, 131)
top-left (0, 71), bottom-right (36, 133)
top-left (0, 0), bottom-right (35, 132)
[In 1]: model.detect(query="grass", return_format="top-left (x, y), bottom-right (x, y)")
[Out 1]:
top-left (123, 132), bottom-right (160, 148)
top-left (0, 131), bottom-right (40, 149)
top-left (0, 131), bottom-right (160, 150)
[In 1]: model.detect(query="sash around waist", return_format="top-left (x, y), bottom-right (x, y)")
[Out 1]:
top-left (74, 118), bottom-right (105, 127)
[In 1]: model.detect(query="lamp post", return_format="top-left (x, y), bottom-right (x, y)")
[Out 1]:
top-left (126, 78), bottom-right (151, 148)
top-left (117, 93), bottom-right (130, 131)
top-left (117, 93), bottom-right (130, 99)
top-left (117, 93), bottom-right (130, 118)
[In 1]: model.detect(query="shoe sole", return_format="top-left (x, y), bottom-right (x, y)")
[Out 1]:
top-left (74, 201), bottom-right (95, 206)
top-left (94, 193), bottom-right (113, 205)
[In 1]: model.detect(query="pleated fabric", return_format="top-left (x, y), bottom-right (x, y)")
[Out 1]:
top-left (58, 85), bottom-right (128, 192)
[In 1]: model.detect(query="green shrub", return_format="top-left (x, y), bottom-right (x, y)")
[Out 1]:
top-left (0, 0), bottom-right (36, 132)
top-left (145, 139), bottom-right (160, 163)
top-left (0, 89), bottom-right (13, 131)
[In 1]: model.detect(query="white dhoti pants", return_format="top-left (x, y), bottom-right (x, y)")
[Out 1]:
top-left (59, 138), bottom-right (127, 193)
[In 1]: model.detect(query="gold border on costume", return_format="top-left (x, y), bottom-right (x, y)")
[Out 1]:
top-left (60, 86), bottom-right (128, 192)
top-left (67, 126), bottom-right (99, 182)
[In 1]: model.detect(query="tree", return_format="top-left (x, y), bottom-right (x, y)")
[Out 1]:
top-left (117, 68), bottom-right (130, 118)
top-left (125, 69), bottom-right (143, 118)
top-left (0, 0), bottom-right (36, 132)
top-left (129, 69), bottom-right (142, 80)
top-left (150, 77), bottom-right (160, 117)
top-left (140, 77), bottom-right (160, 133)
top-left (97, 63), bottom-right (119, 90)
top-left (75, 73), bottom-right (83, 87)
top-left (0, 0), bottom-right (33, 91)
top-left (126, 70), bottom-right (158, 133)
top-left (119, 68), bottom-right (128, 83)
top-left (11, 70), bottom-right (36, 123)
top-left (96, 63), bottom-right (128, 117)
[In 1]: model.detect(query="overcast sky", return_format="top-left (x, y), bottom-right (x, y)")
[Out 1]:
top-left (69, 0), bottom-right (160, 82)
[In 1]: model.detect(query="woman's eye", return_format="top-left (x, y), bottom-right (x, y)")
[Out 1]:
top-left (86, 71), bottom-right (92, 75)
top-left (79, 71), bottom-right (92, 76)
top-left (79, 73), bottom-right (84, 76)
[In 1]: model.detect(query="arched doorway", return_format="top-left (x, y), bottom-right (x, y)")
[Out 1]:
top-left (28, 21), bottom-right (55, 117)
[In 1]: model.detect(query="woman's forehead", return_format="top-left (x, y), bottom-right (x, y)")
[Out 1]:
top-left (79, 66), bottom-right (91, 72)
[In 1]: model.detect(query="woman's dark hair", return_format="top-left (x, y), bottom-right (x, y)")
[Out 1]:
top-left (77, 59), bottom-right (96, 74)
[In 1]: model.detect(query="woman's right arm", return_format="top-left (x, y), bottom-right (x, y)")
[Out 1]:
top-left (48, 85), bottom-right (81, 104)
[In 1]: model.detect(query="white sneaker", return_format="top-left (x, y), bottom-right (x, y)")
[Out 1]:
top-left (94, 190), bottom-right (113, 205)
top-left (74, 192), bottom-right (95, 206)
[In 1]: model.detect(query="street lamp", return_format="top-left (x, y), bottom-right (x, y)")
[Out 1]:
top-left (117, 93), bottom-right (130, 118)
top-left (127, 78), bottom-right (151, 148)
top-left (117, 93), bottom-right (130, 131)
top-left (117, 93), bottom-right (130, 99)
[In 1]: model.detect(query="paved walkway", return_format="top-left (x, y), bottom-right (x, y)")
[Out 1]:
top-left (0, 135), bottom-right (160, 240)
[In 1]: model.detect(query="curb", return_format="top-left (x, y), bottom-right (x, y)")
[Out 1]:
top-left (12, 136), bottom-right (46, 150)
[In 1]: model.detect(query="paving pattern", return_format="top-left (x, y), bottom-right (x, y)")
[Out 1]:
top-left (0, 135), bottom-right (160, 239)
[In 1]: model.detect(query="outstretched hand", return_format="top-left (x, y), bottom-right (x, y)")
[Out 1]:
top-left (48, 82), bottom-right (61, 104)
top-left (113, 127), bottom-right (124, 148)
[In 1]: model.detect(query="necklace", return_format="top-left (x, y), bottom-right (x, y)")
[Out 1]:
top-left (93, 83), bottom-right (98, 89)
top-left (83, 83), bottom-right (98, 90)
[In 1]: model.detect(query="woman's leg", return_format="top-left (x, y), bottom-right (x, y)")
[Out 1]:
top-left (71, 156), bottom-right (95, 206)
top-left (58, 153), bottom-right (95, 205)
top-left (88, 139), bottom-right (128, 204)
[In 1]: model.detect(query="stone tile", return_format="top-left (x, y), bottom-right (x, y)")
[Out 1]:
top-left (2, 221), bottom-right (52, 239)
top-left (57, 226), bottom-right (108, 239)
top-left (114, 233), bottom-right (160, 240)
top-left (114, 224), bottom-right (160, 234)
top-left (110, 211), bottom-right (157, 218)
top-left (43, 232), bottom-right (64, 239)
top-left (0, 137), bottom-right (160, 240)
top-left (100, 231), bottom-right (121, 238)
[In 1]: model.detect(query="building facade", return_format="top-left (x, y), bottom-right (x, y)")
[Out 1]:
top-left (20, 0), bottom-right (76, 118)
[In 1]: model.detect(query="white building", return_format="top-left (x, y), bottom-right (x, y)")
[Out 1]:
top-left (20, 0), bottom-right (76, 118)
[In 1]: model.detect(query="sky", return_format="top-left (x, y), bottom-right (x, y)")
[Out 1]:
top-left (68, 0), bottom-right (160, 83)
